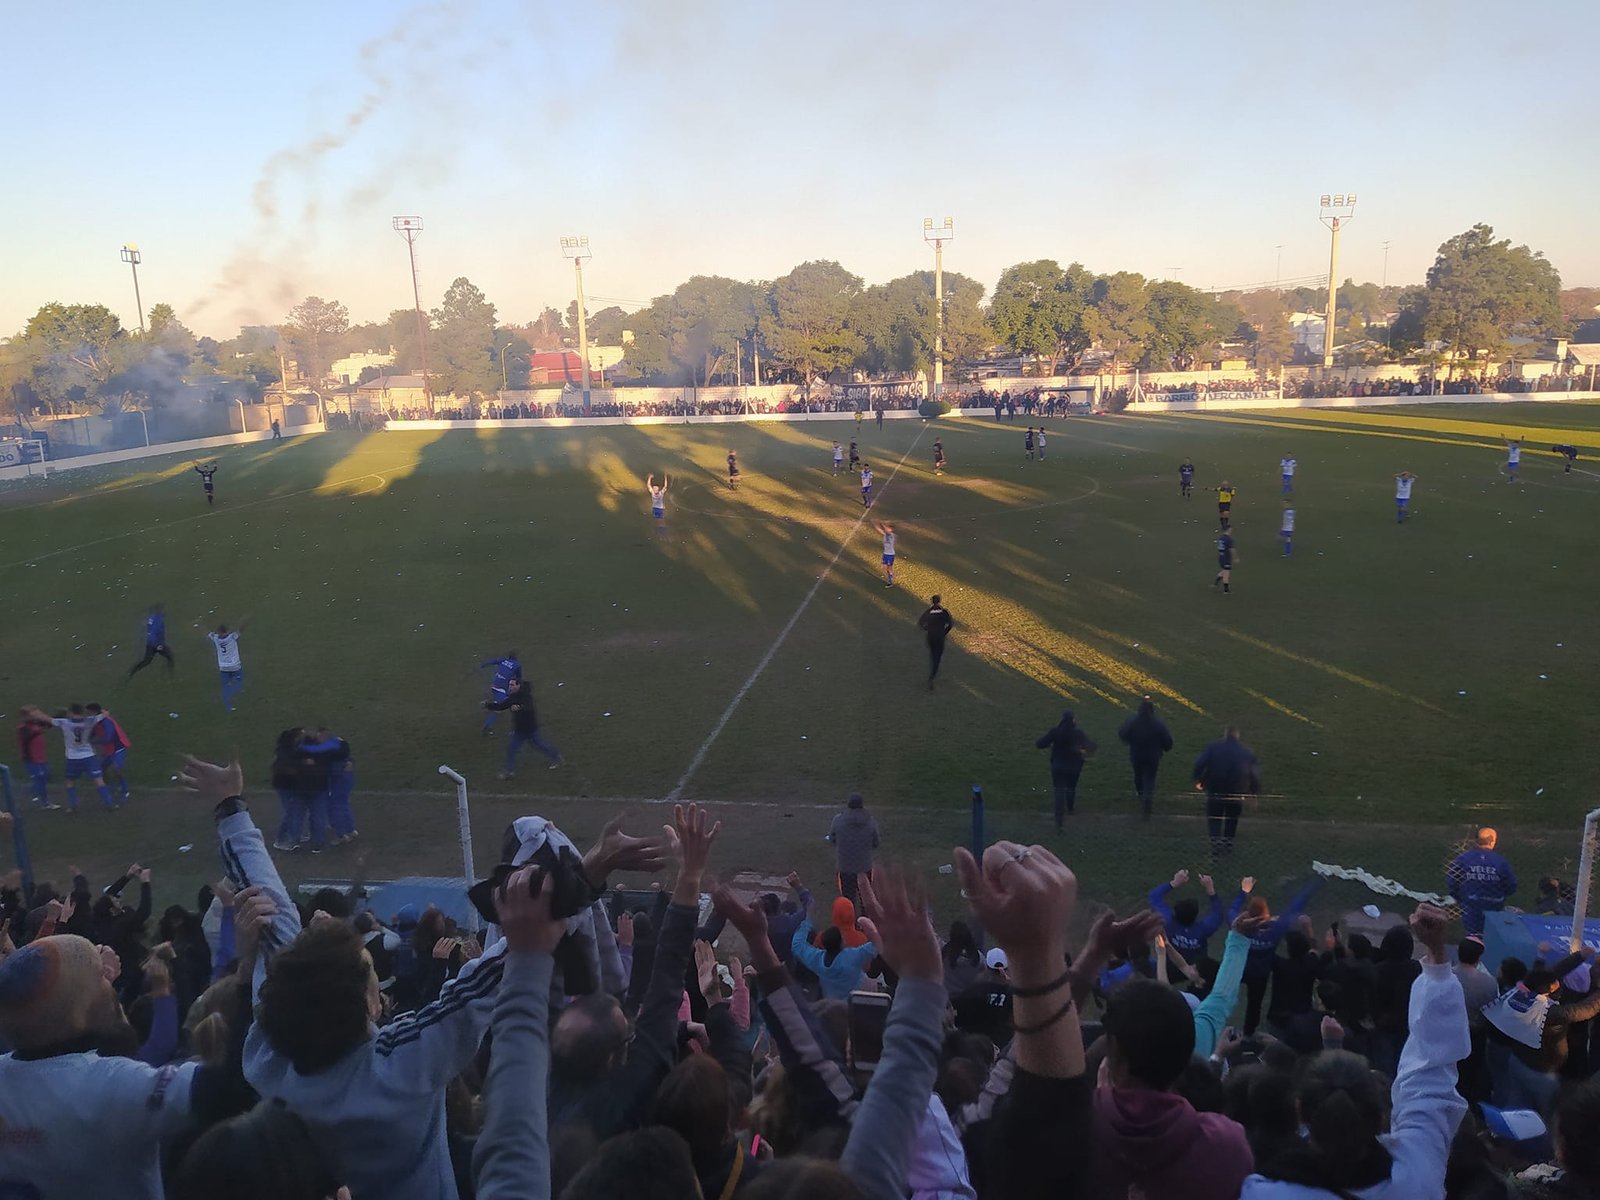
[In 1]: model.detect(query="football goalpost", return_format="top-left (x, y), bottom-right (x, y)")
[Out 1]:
top-left (0, 439), bottom-right (50, 478)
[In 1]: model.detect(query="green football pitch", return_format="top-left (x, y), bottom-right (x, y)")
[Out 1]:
top-left (3, 402), bottom-right (1598, 922)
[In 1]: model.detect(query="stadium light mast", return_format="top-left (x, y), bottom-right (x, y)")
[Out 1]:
top-left (1318, 193), bottom-right (1356, 369)
top-left (120, 244), bottom-right (146, 335)
top-left (560, 236), bottom-right (593, 412)
top-left (923, 218), bottom-right (952, 399)
top-left (392, 216), bottom-right (434, 411)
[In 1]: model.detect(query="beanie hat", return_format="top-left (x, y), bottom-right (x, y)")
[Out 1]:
top-left (847, 793), bottom-right (864, 810)
top-left (0, 935), bottom-right (107, 1051)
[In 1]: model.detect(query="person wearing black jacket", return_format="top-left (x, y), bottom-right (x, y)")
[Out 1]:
top-left (917, 595), bottom-right (955, 689)
top-left (1118, 695), bottom-right (1174, 818)
top-left (485, 678), bottom-right (564, 778)
top-left (1035, 709), bottom-right (1097, 831)
top-left (1192, 727), bottom-right (1260, 857)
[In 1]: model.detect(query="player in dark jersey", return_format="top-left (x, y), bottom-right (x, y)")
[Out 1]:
top-left (727, 450), bottom-right (741, 490)
top-left (932, 439), bottom-right (947, 476)
top-left (128, 603), bottom-right (175, 677)
top-left (917, 595), bottom-right (955, 690)
top-left (848, 441), bottom-right (861, 473)
top-left (1180, 459), bottom-right (1195, 498)
top-left (1553, 444), bottom-right (1579, 473)
top-left (1212, 530), bottom-right (1237, 593)
top-left (195, 461), bottom-right (218, 505)
top-left (1024, 428), bottom-right (1035, 461)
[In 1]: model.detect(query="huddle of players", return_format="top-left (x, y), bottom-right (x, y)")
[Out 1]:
top-left (14, 702), bottom-right (131, 813)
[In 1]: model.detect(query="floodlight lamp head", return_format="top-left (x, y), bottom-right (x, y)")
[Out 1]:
top-left (392, 216), bottom-right (424, 231)
top-left (560, 236), bottom-right (590, 259)
top-left (121, 245), bottom-right (141, 264)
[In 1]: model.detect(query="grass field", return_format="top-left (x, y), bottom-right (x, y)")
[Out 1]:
top-left (3, 402), bottom-right (1599, 925)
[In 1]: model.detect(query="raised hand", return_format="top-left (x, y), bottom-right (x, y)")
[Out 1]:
top-left (615, 911), bottom-right (634, 948)
top-left (857, 866), bottom-right (941, 983)
top-left (432, 936), bottom-right (458, 960)
top-left (142, 951), bottom-right (173, 997)
top-left (695, 940), bottom-right (724, 1001)
top-left (1320, 1015), bottom-right (1345, 1047)
top-left (584, 814), bottom-right (672, 887)
top-left (177, 755), bottom-right (245, 805)
top-left (1198, 874), bottom-right (1215, 895)
top-left (233, 886), bottom-right (276, 972)
top-left (1409, 902), bottom-right (1449, 964)
top-left (213, 879), bottom-right (237, 908)
top-left (496, 865), bottom-right (567, 955)
top-left (98, 945), bottom-right (122, 983)
top-left (1084, 908), bottom-right (1165, 964)
top-left (1170, 869), bottom-right (1190, 888)
top-left (1240, 876), bottom-right (1256, 894)
top-left (666, 804), bottom-right (720, 903)
top-left (953, 841), bottom-right (1077, 983)
top-left (712, 885), bottom-right (778, 970)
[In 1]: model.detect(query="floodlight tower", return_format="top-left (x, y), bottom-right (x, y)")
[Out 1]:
top-left (560, 237), bottom-right (593, 411)
top-left (923, 218), bottom-right (953, 399)
top-left (1318, 193), bottom-right (1356, 369)
top-left (392, 216), bottom-right (434, 410)
top-left (120, 244), bottom-right (146, 335)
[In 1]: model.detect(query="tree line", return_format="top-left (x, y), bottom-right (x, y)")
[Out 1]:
top-left (1, 224), bottom-right (1580, 420)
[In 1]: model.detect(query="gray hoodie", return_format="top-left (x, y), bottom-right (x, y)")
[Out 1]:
top-left (828, 806), bottom-right (880, 874)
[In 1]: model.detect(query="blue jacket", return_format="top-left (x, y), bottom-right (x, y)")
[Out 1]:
top-left (1192, 736), bottom-right (1260, 796)
top-left (1149, 883), bottom-right (1225, 958)
top-left (1447, 848), bottom-right (1516, 912)
top-left (791, 921), bottom-right (877, 999)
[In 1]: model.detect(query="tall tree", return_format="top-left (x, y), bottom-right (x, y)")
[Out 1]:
top-left (430, 277), bottom-right (499, 397)
top-left (1081, 272), bottom-right (1152, 381)
top-left (21, 302), bottom-right (126, 413)
top-left (767, 261), bottom-right (864, 388)
top-left (384, 308), bottom-right (430, 374)
top-left (1418, 224), bottom-right (1563, 370)
top-left (853, 271), bottom-right (987, 378)
top-left (1141, 281), bottom-right (1231, 371)
top-left (282, 296), bottom-right (350, 388)
top-left (623, 277), bottom-right (757, 386)
top-left (988, 260), bottom-right (1094, 375)
top-left (492, 328), bottom-right (532, 389)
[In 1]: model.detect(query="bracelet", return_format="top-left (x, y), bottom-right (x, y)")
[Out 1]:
top-left (1009, 967), bottom-right (1074, 999)
top-left (214, 795), bottom-right (248, 819)
top-left (1011, 995), bottom-right (1076, 1035)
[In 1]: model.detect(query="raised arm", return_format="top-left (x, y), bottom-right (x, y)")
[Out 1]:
top-left (1193, 911), bottom-right (1266, 1058)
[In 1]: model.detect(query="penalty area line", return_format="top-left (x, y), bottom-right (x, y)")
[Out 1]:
top-left (664, 424), bottom-right (929, 805)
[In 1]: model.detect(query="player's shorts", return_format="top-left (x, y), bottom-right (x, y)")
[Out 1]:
top-left (1218, 502), bottom-right (1232, 512)
top-left (65, 757), bottom-right (102, 780)
top-left (1280, 527), bottom-right (1293, 536)
top-left (1507, 459), bottom-right (1519, 469)
top-left (861, 488), bottom-right (873, 499)
top-left (1396, 497), bottom-right (1409, 508)
top-left (1282, 475), bottom-right (1293, 484)
top-left (101, 748), bottom-right (128, 771)
top-left (203, 483), bottom-right (214, 492)
top-left (652, 507), bottom-right (664, 520)
top-left (220, 669), bottom-right (243, 685)
top-left (882, 554), bottom-right (895, 566)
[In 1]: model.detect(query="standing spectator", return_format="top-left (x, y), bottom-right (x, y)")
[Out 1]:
top-left (1453, 935), bottom-right (1500, 1015)
top-left (1447, 827), bottom-right (1517, 936)
top-left (15, 706), bottom-right (55, 809)
top-left (1192, 727), bottom-right (1260, 858)
top-left (1035, 709), bottom-right (1097, 831)
top-left (1118, 695), bottom-right (1174, 818)
top-left (826, 793), bottom-right (879, 904)
top-left (1370, 924), bottom-right (1423, 1077)
top-left (1149, 869), bottom-right (1225, 963)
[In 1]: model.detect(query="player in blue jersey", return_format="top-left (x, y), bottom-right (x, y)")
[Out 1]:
top-left (1394, 471), bottom-right (1416, 523)
top-left (1179, 458), bottom-right (1195, 498)
top-left (85, 703), bottom-right (131, 806)
top-left (302, 727), bottom-right (358, 843)
top-left (127, 603), bottom-right (175, 678)
top-left (479, 651), bottom-right (522, 735)
top-left (1212, 529), bottom-right (1237, 593)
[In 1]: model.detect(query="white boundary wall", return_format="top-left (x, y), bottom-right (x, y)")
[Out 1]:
top-left (0, 423), bottom-right (326, 482)
top-left (1125, 391), bottom-right (1600, 413)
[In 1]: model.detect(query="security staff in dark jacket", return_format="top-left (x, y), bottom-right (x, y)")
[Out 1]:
top-left (1035, 709), bottom-right (1097, 831)
top-left (1118, 695), bottom-right (1174, 819)
top-left (1192, 726), bottom-right (1259, 858)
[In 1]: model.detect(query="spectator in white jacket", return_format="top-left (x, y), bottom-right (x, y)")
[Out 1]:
top-left (1240, 902), bottom-right (1469, 1199)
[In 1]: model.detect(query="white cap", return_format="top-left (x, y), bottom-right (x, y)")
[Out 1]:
top-left (1362, 905), bottom-right (1381, 919)
top-left (1480, 1104), bottom-right (1547, 1141)
top-left (985, 947), bottom-right (1009, 970)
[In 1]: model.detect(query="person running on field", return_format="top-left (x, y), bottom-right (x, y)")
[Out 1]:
top-left (1118, 695), bottom-right (1174, 819)
top-left (128, 604), bottom-right (175, 678)
top-left (917, 595), bottom-right (954, 690)
top-left (1035, 709), bottom-right (1096, 831)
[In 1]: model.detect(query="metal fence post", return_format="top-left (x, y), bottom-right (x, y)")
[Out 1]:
top-left (438, 765), bottom-right (478, 931)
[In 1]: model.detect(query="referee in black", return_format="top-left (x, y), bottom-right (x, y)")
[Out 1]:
top-left (917, 594), bottom-right (954, 690)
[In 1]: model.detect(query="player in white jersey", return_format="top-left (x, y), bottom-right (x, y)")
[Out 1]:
top-left (646, 472), bottom-right (669, 536)
top-left (832, 441), bottom-right (844, 475)
top-left (1280, 502), bottom-right (1295, 557)
top-left (874, 521), bottom-right (897, 586)
top-left (860, 464), bottom-right (874, 507)
top-left (1394, 471), bottom-right (1416, 524)
top-left (1504, 436), bottom-right (1522, 482)
top-left (208, 622), bottom-right (246, 712)
top-left (28, 703), bottom-right (113, 811)
top-left (1036, 428), bottom-right (1047, 460)
top-left (1280, 454), bottom-right (1297, 495)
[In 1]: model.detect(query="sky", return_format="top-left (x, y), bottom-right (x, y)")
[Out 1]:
top-left (6, 0), bottom-right (1597, 340)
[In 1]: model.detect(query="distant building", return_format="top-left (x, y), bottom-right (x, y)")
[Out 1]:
top-left (331, 350), bottom-right (396, 386)
top-left (1289, 312), bottom-right (1326, 358)
top-left (355, 373), bottom-right (430, 410)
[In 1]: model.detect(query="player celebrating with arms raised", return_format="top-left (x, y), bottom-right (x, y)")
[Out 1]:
top-left (1394, 470), bottom-right (1417, 523)
top-left (874, 520), bottom-right (896, 587)
top-left (646, 472), bottom-right (669, 535)
top-left (832, 441), bottom-right (844, 475)
top-left (208, 622), bottom-right (246, 712)
top-left (194, 461), bottom-right (218, 506)
top-left (1504, 435), bottom-right (1523, 482)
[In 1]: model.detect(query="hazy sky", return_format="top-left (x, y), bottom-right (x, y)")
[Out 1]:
top-left (8, 0), bottom-right (1597, 340)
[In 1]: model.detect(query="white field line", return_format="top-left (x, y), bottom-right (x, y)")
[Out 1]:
top-left (664, 425), bottom-right (929, 804)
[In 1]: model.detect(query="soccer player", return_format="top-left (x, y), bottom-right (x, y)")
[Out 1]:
top-left (917, 595), bottom-right (955, 690)
top-left (478, 650), bottom-right (522, 734)
top-left (832, 441), bottom-right (845, 475)
top-left (208, 622), bottom-right (245, 712)
top-left (1504, 436), bottom-right (1522, 482)
top-left (1213, 528), bottom-right (1237, 593)
top-left (1180, 458), bottom-right (1195, 499)
top-left (1552, 444), bottom-right (1579, 473)
top-left (1394, 471), bottom-right (1416, 523)
top-left (38, 703), bottom-right (113, 812)
top-left (646, 472), bottom-right (669, 533)
top-left (194, 460), bottom-right (218, 505)
top-left (1024, 427), bottom-right (1035, 461)
top-left (848, 441), bottom-right (860, 473)
top-left (301, 727), bottom-right (358, 843)
top-left (875, 520), bottom-right (896, 586)
top-left (860, 463), bottom-right (874, 507)
top-left (1280, 501), bottom-right (1295, 557)
top-left (932, 439), bottom-right (946, 476)
top-left (85, 703), bottom-right (131, 806)
top-left (127, 603), bottom-right (175, 678)
top-left (15, 708), bottom-right (56, 809)
top-left (1280, 453), bottom-right (1297, 495)
top-left (1036, 428), bottom-right (1048, 460)
top-left (485, 677), bottom-right (563, 777)
top-left (1216, 481), bottom-right (1236, 530)
top-left (726, 449), bottom-right (741, 490)
top-left (875, 405), bottom-right (884, 431)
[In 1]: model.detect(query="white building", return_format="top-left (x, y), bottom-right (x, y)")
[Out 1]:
top-left (330, 350), bottom-right (396, 386)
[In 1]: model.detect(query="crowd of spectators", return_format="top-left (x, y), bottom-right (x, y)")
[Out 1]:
top-left (4, 751), bottom-right (1600, 1200)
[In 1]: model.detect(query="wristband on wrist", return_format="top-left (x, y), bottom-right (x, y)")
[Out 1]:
top-left (1009, 966), bottom-right (1074, 999)
top-left (1012, 995), bottom-right (1075, 1036)
top-left (214, 795), bottom-right (248, 819)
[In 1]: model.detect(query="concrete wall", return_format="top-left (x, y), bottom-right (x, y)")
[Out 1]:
top-left (1126, 391), bottom-right (1600, 413)
top-left (0, 423), bottom-right (326, 481)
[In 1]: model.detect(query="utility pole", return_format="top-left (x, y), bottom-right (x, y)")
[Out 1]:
top-left (1318, 193), bottom-right (1357, 370)
top-left (1274, 244), bottom-right (1284, 289)
top-left (560, 236), bottom-right (592, 412)
top-left (1382, 240), bottom-right (1391, 288)
top-left (120, 245), bottom-right (146, 335)
top-left (923, 217), bottom-right (953, 399)
top-left (392, 217), bottom-right (434, 411)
